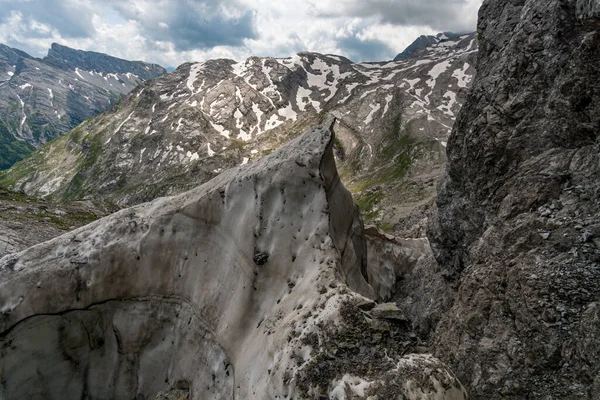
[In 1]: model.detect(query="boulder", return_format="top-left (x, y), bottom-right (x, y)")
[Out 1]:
top-left (0, 122), bottom-right (465, 399)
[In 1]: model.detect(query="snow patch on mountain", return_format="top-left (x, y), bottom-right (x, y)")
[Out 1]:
top-left (365, 103), bottom-right (381, 125)
top-left (452, 62), bottom-right (472, 88)
top-left (186, 63), bottom-right (204, 94)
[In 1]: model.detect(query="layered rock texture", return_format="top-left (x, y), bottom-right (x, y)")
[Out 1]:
top-left (0, 34), bottom-right (477, 229)
top-left (428, 0), bottom-right (600, 397)
top-left (0, 43), bottom-right (165, 168)
top-left (0, 124), bottom-right (466, 399)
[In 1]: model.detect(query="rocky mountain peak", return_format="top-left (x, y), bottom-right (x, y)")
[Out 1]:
top-left (0, 44), bottom-right (32, 64)
top-left (394, 32), bottom-right (470, 61)
top-left (45, 42), bottom-right (166, 80)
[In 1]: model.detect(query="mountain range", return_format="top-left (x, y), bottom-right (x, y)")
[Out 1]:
top-left (0, 33), bottom-right (477, 232)
top-left (0, 43), bottom-right (166, 169)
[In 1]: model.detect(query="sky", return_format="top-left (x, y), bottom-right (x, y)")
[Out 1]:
top-left (0, 0), bottom-right (483, 69)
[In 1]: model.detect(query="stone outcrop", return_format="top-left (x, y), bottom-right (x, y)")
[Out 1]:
top-left (0, 123), bottom-right (465, 399)
top-left (428, 0), bottom-right (600, 397)
top-left (365, 225), bottom-right (432, 301)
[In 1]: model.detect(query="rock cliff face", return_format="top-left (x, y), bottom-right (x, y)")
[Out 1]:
top-left (0, 43), bottom-right (165, 168)
top-left (0, 123), bottom-right (466, 399)
top-left (0, 34), bottom-right (477, 229)
top-left (428, 0), bottom-right (600, 397)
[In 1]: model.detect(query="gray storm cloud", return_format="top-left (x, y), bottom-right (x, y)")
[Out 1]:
top-left (309, 0), bottom-right (479, 32)
top-left (0, 0), bottom-right (96, 38)
top-left (337, 35), bottom-right (395, 62)
top-left (107, 0), bottom-right (258, 51)
top-left (0, 0), bottom-right (481, 66)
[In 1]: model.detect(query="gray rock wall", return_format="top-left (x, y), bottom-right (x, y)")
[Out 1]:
top-left (429, 0), bottom-right (600, 397)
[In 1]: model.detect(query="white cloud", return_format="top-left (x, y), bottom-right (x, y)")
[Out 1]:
top-left (0, 0), bottom-right (483, 68)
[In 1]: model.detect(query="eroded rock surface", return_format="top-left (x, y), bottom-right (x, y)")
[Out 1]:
top-left (429, 0), bottom-right (600, 397)
top-left (0, 123), bottom-right (465, 399)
